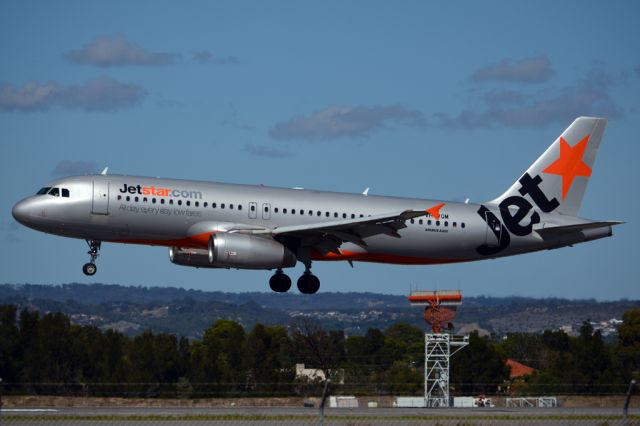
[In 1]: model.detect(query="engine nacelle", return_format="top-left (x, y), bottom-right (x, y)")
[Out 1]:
top-left (208, 233), bottom-right (297, 269)
top-left (169, 247), bottom-right (217, 268)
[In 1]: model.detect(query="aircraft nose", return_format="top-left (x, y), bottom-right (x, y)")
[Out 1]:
top-left (12, 199), bottom-right (32, 225)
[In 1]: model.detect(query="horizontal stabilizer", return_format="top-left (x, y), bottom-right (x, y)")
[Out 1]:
top-left (535, 221), bottom-right (624, 238)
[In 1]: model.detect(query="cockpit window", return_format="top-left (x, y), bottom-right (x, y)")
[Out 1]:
top-left (37, 187), bottom-right (51, 195)
top-left (61, 188), bottom-right (70, 197)
top-left (48, 188), bottom-right (60, 197)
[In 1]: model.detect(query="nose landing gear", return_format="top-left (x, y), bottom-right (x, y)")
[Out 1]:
top-left (82, 240), bottom-right (101, 276)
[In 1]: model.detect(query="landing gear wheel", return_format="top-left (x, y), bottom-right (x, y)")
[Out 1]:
top-left (82, 263), bottom-right (97, 276)
top-left (269, 269), bottom-right (292, 293)
top-left (297, 271), bottom-right (320, 294)
top-left (83, 240), bottom-right (101, 276)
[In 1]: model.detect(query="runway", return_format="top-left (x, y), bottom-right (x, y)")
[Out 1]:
top-left (2, 406), bottom-right (638, 425)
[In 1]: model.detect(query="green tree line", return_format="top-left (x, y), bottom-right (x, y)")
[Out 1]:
top-left (0, 305), bottom-right (637, 397)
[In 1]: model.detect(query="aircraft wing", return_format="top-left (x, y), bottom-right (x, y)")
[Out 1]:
top-left (252, 209), bottom-right (428, 255)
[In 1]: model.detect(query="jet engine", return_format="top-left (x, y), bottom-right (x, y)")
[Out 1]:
top-left (208, 233), bottom-right (297, 269)
top-left (169, 247), bottom-right (216, 268)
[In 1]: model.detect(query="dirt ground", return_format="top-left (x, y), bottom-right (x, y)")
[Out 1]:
top-left (2, 394), bottom-right (638, 409)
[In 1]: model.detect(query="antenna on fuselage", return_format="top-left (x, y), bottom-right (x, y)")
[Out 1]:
top-left (362, 187), bottom-right (370, 196)
top-left (100, 167), bottom-right (109, 176)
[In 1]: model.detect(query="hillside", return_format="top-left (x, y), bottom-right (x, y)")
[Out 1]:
top-left (1, 283), bottom-right (636, 338)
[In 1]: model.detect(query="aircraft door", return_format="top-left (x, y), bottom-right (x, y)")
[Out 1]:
top-left (92, 180), bottom-right (109, 215)
top-left (262, 203), bottom-right (271, 220)
top-left (249, 202), bottom-right (257, 219)
top-left (484, 210), bottom-right (502, 247)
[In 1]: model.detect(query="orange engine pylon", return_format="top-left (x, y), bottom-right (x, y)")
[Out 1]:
top-left (408, 290), bottom-right (462, 333)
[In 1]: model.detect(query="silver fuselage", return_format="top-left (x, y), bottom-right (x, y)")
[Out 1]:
top-left (12, 174), bottom-right (610, 266)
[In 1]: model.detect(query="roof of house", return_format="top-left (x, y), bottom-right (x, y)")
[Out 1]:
top-left (506, 358), bottom-right (535, 379)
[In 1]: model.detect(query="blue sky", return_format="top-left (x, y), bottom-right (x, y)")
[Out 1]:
top-left (1, 1), bottom-right (638, 299)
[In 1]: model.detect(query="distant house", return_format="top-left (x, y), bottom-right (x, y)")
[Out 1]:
top-left (295, 363), bottom-right (326, 382)
top-left (506, 359), bottom-right (535, 379)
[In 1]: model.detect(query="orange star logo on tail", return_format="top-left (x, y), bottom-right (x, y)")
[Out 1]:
top-left (543, 135), bottom-right (592, 201)
top-left (426, 203), bottom-right (445, 219)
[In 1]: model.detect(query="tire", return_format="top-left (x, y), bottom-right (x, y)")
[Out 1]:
top-left (269, 272), bottom-right (292, 293)
top-left (297, 273), bottom-right (320, 294)
top-left (82, 263), bottom-right (97, 276)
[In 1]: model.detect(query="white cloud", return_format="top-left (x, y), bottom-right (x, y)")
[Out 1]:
top-left (0, 77), bottom-right (146, 112)
top-left (471, 56), bottom-right (555, 84)
top-left (65, 36), bottom-right (176, 67)
top-left (270, 105), bottom-right (426, 141)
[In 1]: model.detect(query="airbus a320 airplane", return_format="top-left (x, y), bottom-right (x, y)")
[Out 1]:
top-left (12, 117), bottom-right (622, 294)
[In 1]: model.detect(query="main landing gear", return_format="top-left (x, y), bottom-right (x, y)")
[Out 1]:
top-left (269, 269), bottom-right (292, 293)
top-left (82, 240), bottom-right (101, 276)
top-left (268, 267), bottom-right (320, 294)
top-left (297, 269), bottom-right (320, 295)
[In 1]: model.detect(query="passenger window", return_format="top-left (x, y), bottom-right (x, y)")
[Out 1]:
top-left (428, 220), bottom-right (432, 225)
top-left (283, 208), bottom-right (288, 214)
top-left (410, 219), bottom-right (414, 224)
top-left (117, 195), bottom-right (122, 201)
top-left (161, 199), bottom-right (165, 204)
top-left (436, 220), bottom-right (440, 226)
top-left (461, 223), bottom-right (466, 228)
top-left (308, 210), bottom-right (312, 216)
top-left (292, 209), bottom-right (296, 214)
top-left (264, 206), bottom-right (269, 212)
top-left (351, 214), bottom-right (355, 219)
top-left (49, 188), bottom-right (60, 197)
top-left (186, 201), bottom-right (191, 206)
top-left (195, 201), bottom-right (199, 207)
top-left (178, 200), bottom-right (182, 206)
top-left (444, 221), bottom-right (448, 227)
top-left (212, 202), bottom-right (216, 208)
top-left (419, 219), bottom-right (423, 225)
top-left (326, 212), bottom-right (330, 217)
top-left (453, 222), bottom-right (457, 228)
top-left (221, 203), bottom-right (225, 209)
top-left (152, 198), bottom-right (156, 204)
top-left (169, 199), bottom-right (174, 205)
top-left (250, 205), bottom-right (255, 211)
top-left (126, 196), bottom-right (130, 202)
top-left (238, 205), bottom-right (242, 211)
top-left (61, 188), bottom-right (70, 197)
top-left (204, 202), bottom-right (208, 207)
top-left (342, 213), bottom-right (347, 219)
top-left (360, 214), bottom-right (364, 218)
top-left (275, 207), bottom-right (279, 213)
top-left (334, 213), bottom-right (338, 218)
top-left (143, 197), bottom-right (148, 202)
top-left (37, 187), bottom-right (51, 195)
top-left (317, 211), bottom-right (321, 216)
top-left (300, 210), bottom-right (304, 215)
top-left (230, 204), bottom-right (234, 209)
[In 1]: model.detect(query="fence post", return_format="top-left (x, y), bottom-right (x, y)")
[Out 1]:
top-left (624, 379), bottom-right (636, 426)
top-left (318, 378), bottom-right (331, 426)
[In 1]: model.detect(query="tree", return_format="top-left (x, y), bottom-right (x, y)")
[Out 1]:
top-left (618, 308), bottom-right (640, 382)
top-left (451, 331), bottom-right (509, 394)
top-left (291, 319), bottom-right (345, 381)
top-left (202, 320), bottom-right (247, 390)
top-left (0, 305), bottom-right (20, 383)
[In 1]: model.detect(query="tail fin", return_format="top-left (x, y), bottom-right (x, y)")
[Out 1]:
top-left (491, 117), bottom-right (607, 217)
